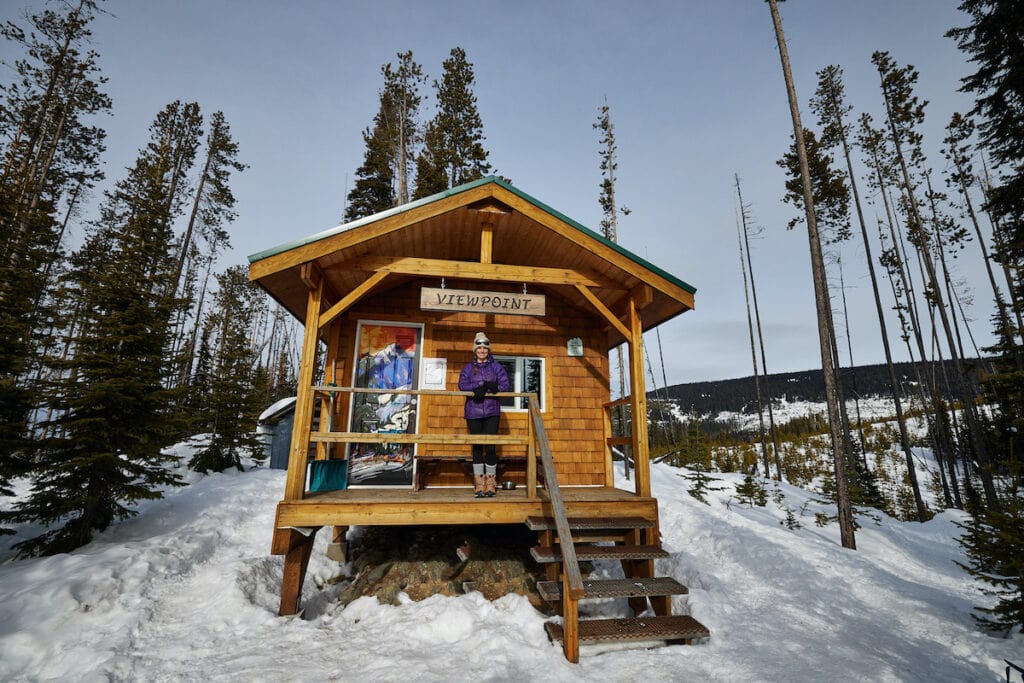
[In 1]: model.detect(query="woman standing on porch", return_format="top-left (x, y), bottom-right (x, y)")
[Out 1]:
top-left (458, 332), bottom-right (510, 497)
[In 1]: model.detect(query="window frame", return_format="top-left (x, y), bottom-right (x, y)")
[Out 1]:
top-left (493, 355), bottom-right (545, 413)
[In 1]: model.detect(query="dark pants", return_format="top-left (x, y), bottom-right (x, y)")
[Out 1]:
top-left (466, 414), bottom-right (500, 466)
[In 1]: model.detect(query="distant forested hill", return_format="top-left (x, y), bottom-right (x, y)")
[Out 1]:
top-left (657, 359), bottom-right (989, 416)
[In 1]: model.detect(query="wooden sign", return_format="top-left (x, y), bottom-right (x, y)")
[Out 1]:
top-left (420, 287), bottom-right (545, 317)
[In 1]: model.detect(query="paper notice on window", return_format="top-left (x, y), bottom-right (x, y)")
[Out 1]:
top-left (421, 358), bottom-right (447, 390)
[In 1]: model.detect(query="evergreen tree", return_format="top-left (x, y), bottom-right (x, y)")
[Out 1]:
top-left (811, 65), bottom-right (928, 520)
top-left (383, 51), bottom-right (425, 205)
top-left (734, 473), bottom-right (768, 507)
top-left (767, 0), bottom-right (855, 549)
top-left (873, 50), bottom-right (997, 506)
top-left (777, 128), bottom-right (850, 241)
top-left (345, 104), bottom-right (396, 220)
top-left (948, 0), bottom-right (1024, 631)
top-left (191, 267), bottom-right (265, 472)
top-left (2, 102), bottom-right (202, 556)
top-left (413, 47), bottom-right (492, 197)
top-left (0, 0), bottom-right (110, 489)
top-left (346, 51), bottom-right (424, 219)
top-left (956, 483), bottom-right (1024, 634)
top-left (169, 111), bottom-right (244, 394)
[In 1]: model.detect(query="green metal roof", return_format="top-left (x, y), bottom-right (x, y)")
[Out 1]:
top-left (247, 175), bottom-right (696, 296)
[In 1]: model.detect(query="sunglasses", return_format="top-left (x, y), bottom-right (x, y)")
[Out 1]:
top-left (475, 341), bottom-right (490, 347)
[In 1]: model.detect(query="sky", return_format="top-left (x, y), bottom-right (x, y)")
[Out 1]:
top-left (0, 429), bottom-right (1015, 680)
top-left (1, 0), bottom-right (992, 385)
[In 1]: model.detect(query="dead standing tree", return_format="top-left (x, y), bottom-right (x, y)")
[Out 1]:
top-left (734, 175), bottom-right (783, 479)
top-left (767, 0), bottom-right (855, 549)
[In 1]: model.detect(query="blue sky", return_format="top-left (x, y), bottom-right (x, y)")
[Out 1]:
top-left (2, 1), bottom-right (990, 386)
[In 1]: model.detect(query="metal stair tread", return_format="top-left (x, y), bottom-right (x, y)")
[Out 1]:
top-left (525, 515), bottom-right (655, 531)
top-left (536, 577), bottom-right (689, 602)
top-left (530, 544), bottom-right (669, 563)
top-left (544, 615), bottom-right (710, 644)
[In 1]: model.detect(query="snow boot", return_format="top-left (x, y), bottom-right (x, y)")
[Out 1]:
top-left (484, 474), bottom-right (497, 497)
top-left (473, 474), bottom-right (486, 498)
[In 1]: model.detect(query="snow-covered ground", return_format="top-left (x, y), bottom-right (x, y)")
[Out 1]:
top-left (0, 444), bottom-right (1019, 681)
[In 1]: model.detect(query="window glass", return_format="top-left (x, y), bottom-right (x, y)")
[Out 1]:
top-left (494, 356), bottom-right (544, 411)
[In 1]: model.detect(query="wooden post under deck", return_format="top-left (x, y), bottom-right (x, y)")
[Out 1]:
top-left (278, 526), bottom-right (321, 616)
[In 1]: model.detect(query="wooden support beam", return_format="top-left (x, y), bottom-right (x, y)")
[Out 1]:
top-left (317, 270), bottom-right (390, 329)
top-left (278, 526), bottom-right (321, 616)
top-left (345, 255), bottom-right (609, 288)
top-left (284, 278), bottom-right (323, 501)
top-left (299, 262), bottom-right (322, 290)
top-left (632, 283), bottom-right (654, 309)
top-left (480, 222), bottom-right (493, 264)
top-left (627, 295), bottom-right (652, 498)
top-left (315, 320), bottom-right (342, 460)
top-left (574, 284), bottom-right (630, 339)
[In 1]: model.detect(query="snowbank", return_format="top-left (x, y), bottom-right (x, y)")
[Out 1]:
top-left (0, 455), bottom-right (1018, 681)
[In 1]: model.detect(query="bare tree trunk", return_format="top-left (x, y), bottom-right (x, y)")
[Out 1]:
top-left (735, 176), bottom-right (783, 479)
top-left (836, 257), bottom-right (869, 465)
top-left (768, 0), bottom-right (855, 549)
top-left (736, 209), bottom-right (771, 477)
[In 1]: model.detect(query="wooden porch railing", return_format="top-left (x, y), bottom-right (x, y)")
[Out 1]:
top-left (298, 385), bottom-right (588, 661)
top-left (528, 398), bottom-right (585, 661)
top-left (604, 396), bottom-right (640, 494)
top-left (306, 386), bottom-right (543, 495)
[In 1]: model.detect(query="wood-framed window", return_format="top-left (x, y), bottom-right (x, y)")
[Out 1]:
top-left (494, 355), bottom-right (545, 412)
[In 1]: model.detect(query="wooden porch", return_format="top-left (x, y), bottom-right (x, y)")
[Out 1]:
top-left (273, 484), bottom-right (660, 529)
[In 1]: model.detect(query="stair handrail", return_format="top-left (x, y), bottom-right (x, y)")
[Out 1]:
top-left (528, 397), bottom-right (584, 600)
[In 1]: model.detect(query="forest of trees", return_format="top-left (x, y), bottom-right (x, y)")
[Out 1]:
top-left (0, 1), bottom-right (301, 555)
top-left (0, 3), bottom-right (501, 557)
top-left (0, 0), bottom-right (1021, 634)
top-left (699, 0), bottom-right (1024, 633)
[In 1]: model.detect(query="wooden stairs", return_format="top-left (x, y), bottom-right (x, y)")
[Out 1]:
top-left (527, 515), bottom-right (709, 660)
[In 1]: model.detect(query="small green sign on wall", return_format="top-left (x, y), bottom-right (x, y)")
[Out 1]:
top-left (567, 337), bottom-right (583, 357)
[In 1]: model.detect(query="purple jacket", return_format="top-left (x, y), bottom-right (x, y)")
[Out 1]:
top-left (458, 356), bottom-right (511, 420)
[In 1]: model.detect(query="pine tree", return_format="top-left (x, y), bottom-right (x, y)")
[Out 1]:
top-left (735, 472), bottom-right (768, 507)
top-left (413, 47), bottom-right (492, 197)
top-left (767, 0), bottom-right (855, 549)
top-left (873, 51), bottom-right (997, 506)
top-left (594, 101), bottom-right (633, 475)
top-left (0, 0), bottom-right (110, 490)
top-left (948, 0), bottom-right (1024, 631)
top-left (169, 111), bottom-right (244, 393)
top-left (345, 104), bottom-right (396, 220)
top-left (2, 102), bottom-right (203, 556)
top-left (383, 51), bottom-right (425, 205)
top-left (811, 65), bottom-right (928, 520)
top-left (346, 51), bottom-right (425, 219)
top-left (191, 267), bottom-right (265, 472)
top-left (956, 485), bottom-right (1024, 634)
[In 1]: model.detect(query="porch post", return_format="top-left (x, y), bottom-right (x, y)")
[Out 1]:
top-left (627, 295), bottom-right (651, 498)
top-left (283, 268), bottom-right (323, 501)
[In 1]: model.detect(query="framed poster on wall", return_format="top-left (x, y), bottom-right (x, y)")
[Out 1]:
top-left (347, 321), bottom-right (422, 486)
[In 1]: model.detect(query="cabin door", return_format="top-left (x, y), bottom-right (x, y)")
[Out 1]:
top-left (346, 320), bottom-right (423, 487)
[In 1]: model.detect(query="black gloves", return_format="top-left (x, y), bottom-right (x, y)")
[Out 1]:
top-left (473, 385), bottom-right (487, 400)
top-left (484, 381), bottom-right (499, 394)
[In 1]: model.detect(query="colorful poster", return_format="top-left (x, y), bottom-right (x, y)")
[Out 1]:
top-left (347, 322), bottom-right (421, 486)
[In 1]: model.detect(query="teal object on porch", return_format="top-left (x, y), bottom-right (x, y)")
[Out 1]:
top-left (309, 459), bottom-right (348, 492)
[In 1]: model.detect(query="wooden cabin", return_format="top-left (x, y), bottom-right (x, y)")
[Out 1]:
top-left (247, 176), bottom-right (708, 660)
